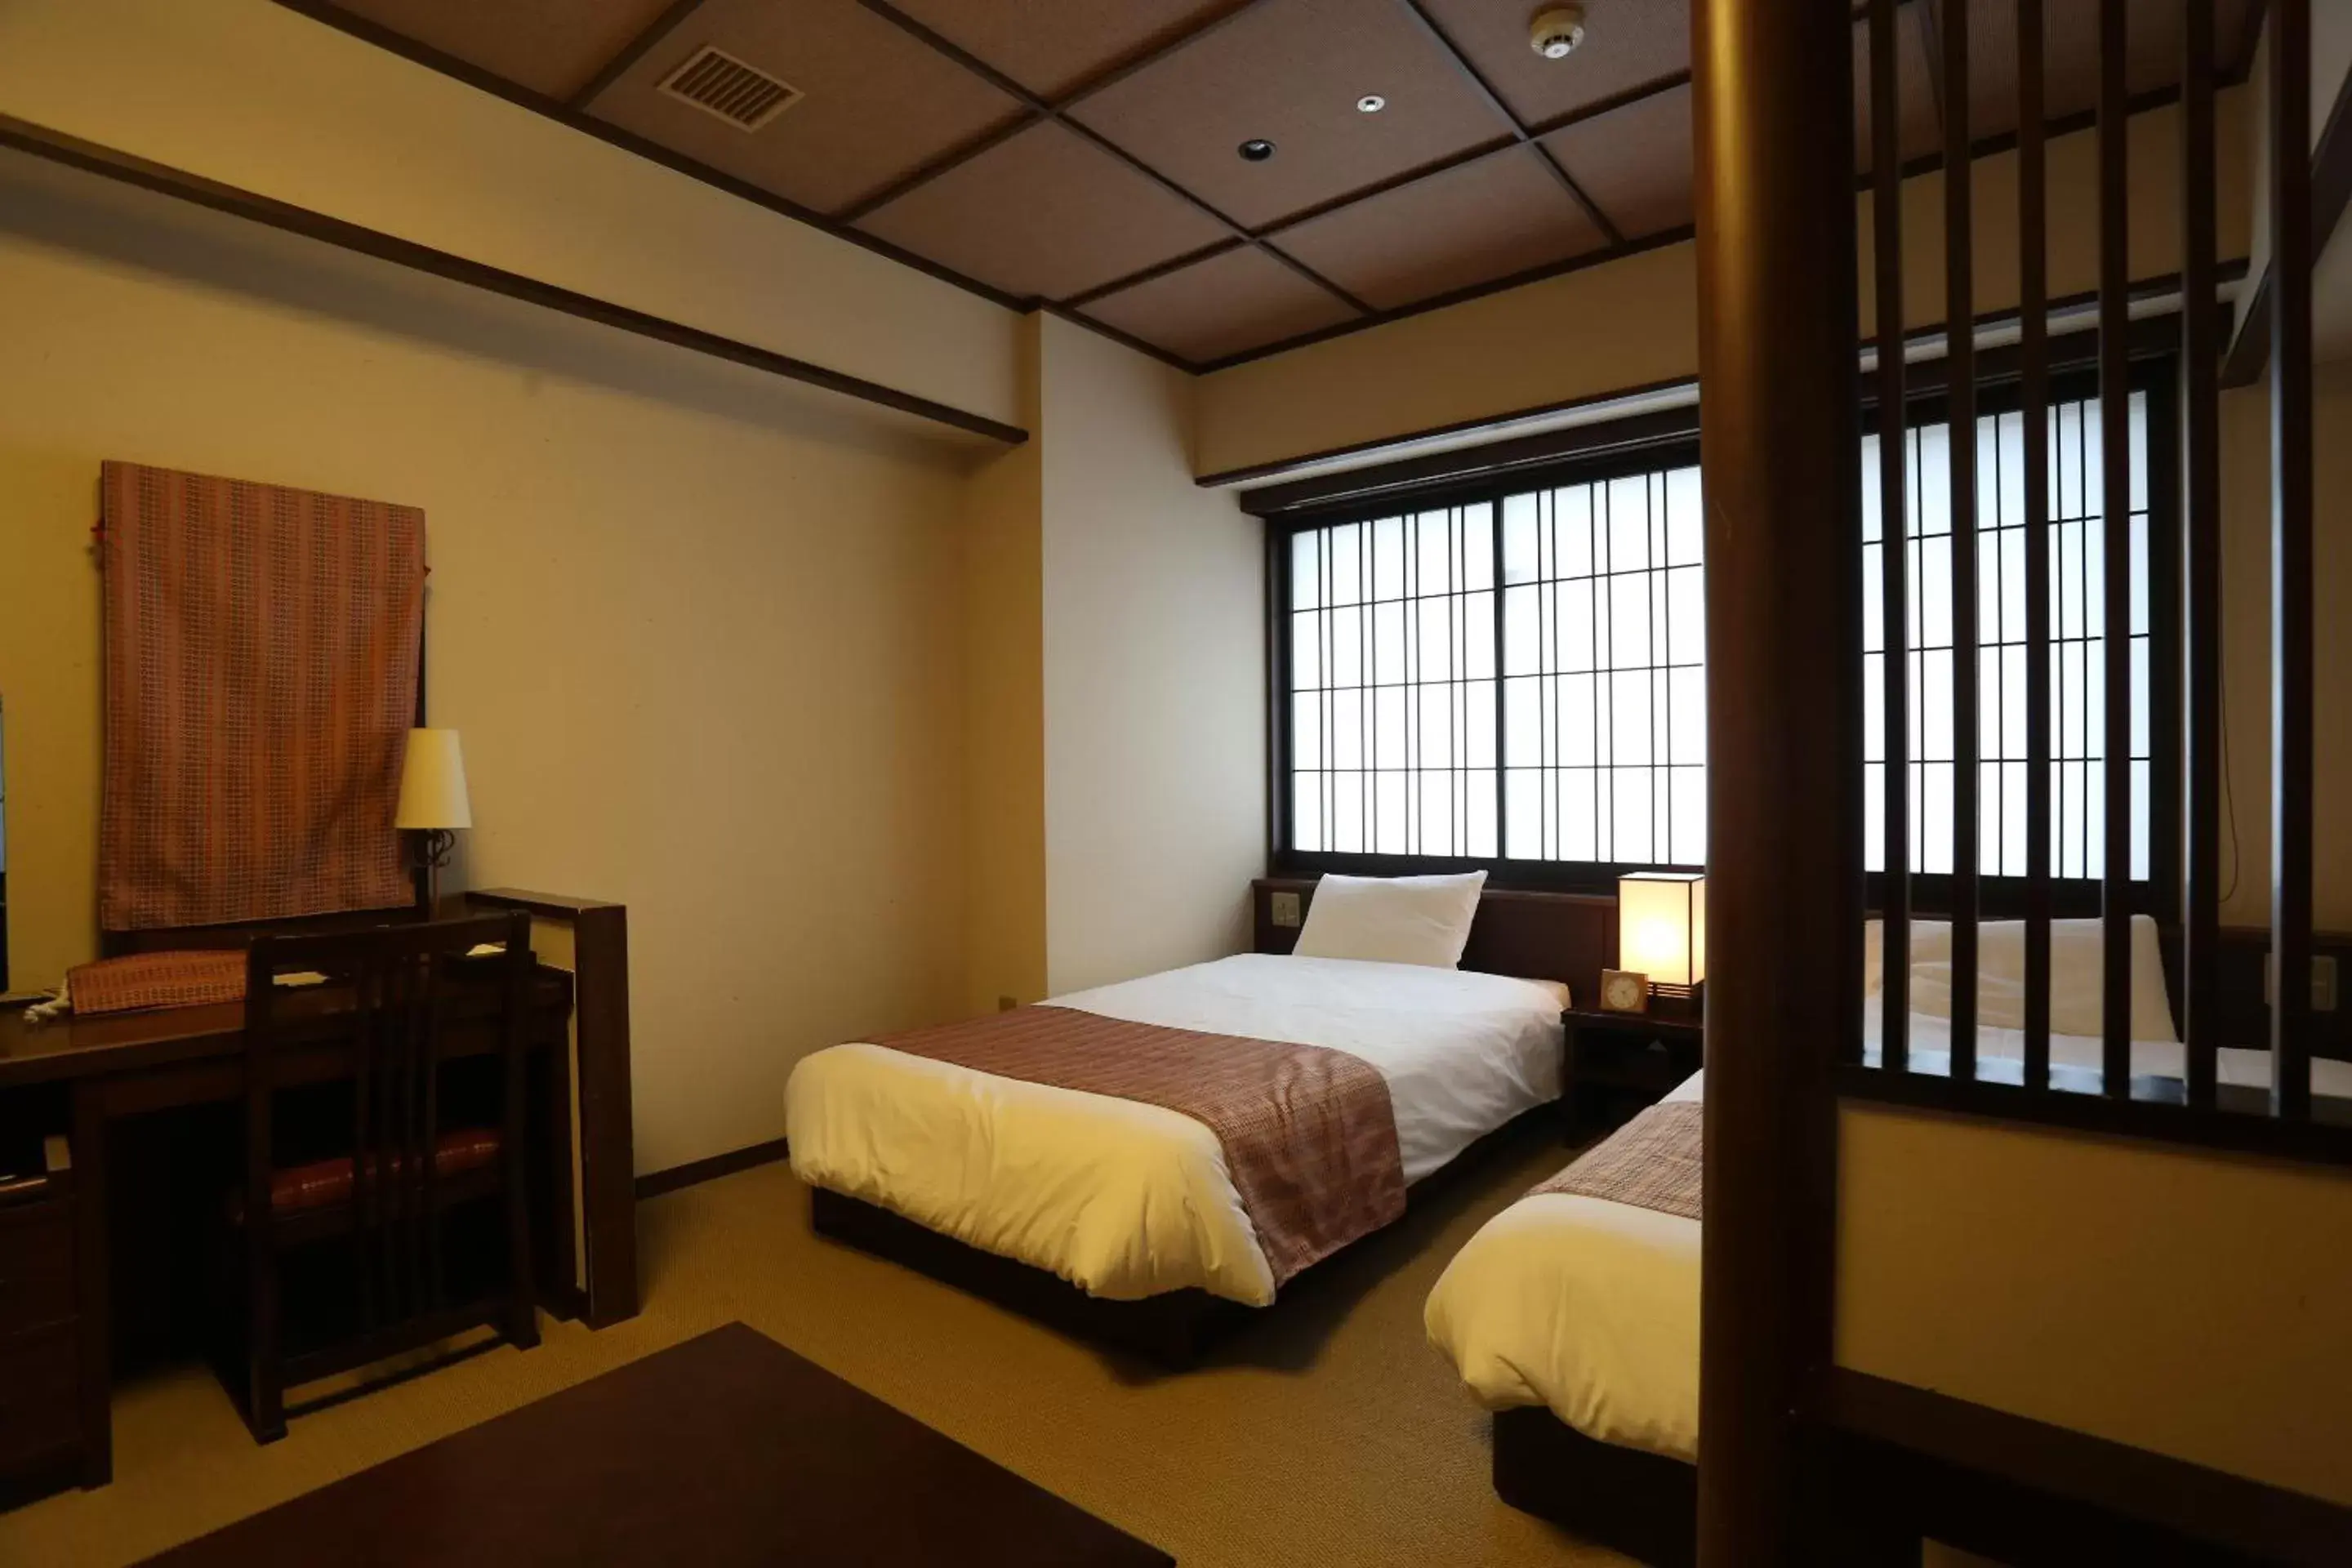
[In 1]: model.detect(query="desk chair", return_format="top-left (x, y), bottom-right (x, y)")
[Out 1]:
top-left (225, 913), bottom-right (539, 1442)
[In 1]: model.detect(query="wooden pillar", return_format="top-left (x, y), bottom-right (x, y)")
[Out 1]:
top-left (1690, 0), bottom-right (1861, 1561)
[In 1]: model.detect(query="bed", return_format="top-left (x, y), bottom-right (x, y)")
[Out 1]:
top-left (1424, 915), bottom-right (2352, 1566)
top-left (786, 873), bottom-right (1580, 1361)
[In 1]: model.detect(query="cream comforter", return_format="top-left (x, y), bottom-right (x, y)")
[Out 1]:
top-left (786, 954), bottom-right (1567, 1307)
top-left (1427, 1022), bottom-right (2352, 1464)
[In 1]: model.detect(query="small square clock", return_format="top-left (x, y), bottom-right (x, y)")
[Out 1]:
top-left (1597, 968), bottom-right (1651, 1013)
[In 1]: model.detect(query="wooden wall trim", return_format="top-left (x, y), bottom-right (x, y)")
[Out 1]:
top-left (1833, 1070), bottom-right (2352, 1166)
top-left (1810, 1367), bottom-right (2352, 1566)
top-left (0, 114), bottom-right (1030, 447)
top-left (635, 1137), bottom-right (790, 1201)
top-left (1234, 405), bottom-right (1699, 517)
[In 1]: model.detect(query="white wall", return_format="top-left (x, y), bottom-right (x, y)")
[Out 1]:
top-left (1038, 316), bottom-right (1264, 993)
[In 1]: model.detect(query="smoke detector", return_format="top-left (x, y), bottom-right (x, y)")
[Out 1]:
top-left (1530, 6), bottom-right (1587, 60)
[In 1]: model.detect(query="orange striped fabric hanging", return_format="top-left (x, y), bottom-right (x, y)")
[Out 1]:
top-left (97, 461), bottom-right (425, 930)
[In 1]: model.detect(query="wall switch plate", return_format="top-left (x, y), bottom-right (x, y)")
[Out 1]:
top-left (1270, 891), bottom-right (1303, 929)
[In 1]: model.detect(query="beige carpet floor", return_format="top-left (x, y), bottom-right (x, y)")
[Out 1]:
top-left (0, 1114), bottom-right (1628, 1567)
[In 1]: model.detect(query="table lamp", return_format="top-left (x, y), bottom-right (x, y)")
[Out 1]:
top-left (394, 728), bottom-right (471, 911)
top-left (1617, 871), bottom-right (1706, 1008)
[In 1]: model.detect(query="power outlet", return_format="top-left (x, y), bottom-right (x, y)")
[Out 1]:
top-left (1270, 890), bottom-right (1303, 929)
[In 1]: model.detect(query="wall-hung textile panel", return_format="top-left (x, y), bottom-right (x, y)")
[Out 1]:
top-left (97, 461), bottom-right (424, 931)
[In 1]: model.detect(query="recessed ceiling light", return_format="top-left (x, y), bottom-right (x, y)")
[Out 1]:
top-left (1238, 138), bottom-right (1276, 162)
top-left (1357, 94), bottom-right (1387, 114)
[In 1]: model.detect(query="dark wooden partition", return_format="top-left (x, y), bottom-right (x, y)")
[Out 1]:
top-left (1739, 0), bottom-right (2345, 1557)
top-left (2267, 0), bottom-right (2318, 1121)
top-left (2019, 0), bottom-right (2055, 1090)
top-left (2180, 0), bottom-right (2222, 1110)
top-left (1944, 0), bottom-right (1981, 1080)
top-left (1835, 0), bottom-right (2340, 1153)
top-left (1871, 0), bottom-right (1911, 1077)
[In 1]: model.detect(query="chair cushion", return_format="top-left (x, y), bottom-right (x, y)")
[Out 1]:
top-left (267, 1127), bottom-right (503, 1214)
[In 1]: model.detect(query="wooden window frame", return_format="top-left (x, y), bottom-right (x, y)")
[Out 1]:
top-left (1263, 354), bottom-right (2183, 905)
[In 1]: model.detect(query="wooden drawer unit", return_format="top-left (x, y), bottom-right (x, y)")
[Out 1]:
top-left (1562, 1009), bottom-right (1706, 1138)
top-left (0, 1130), bottom-right (96, 1508)
top-left (0, 1324), bottom-right (80, 1472)
top-left (0, 1201), bottom-right (76, 1338)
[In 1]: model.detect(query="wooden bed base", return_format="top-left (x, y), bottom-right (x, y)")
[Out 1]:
top-left (808, 1187), bottom-right (1250, 1365)
top-left (1491, 1405), bottom-right (1696, 1568)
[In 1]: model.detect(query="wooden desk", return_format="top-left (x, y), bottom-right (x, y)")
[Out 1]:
top-left (0, 966), bottom-right (586, 1498)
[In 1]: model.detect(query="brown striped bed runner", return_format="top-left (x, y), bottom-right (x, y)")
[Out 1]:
top-left (870, 1004), bottom-right (1405, 1287)
top-left (1528, 1099), bottom-right (1704, 1221)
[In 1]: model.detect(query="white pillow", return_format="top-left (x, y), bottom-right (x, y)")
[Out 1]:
top-left (1293, 871), bottom-right (1487, 969)
top-left (1864, 914), bottom-right (2178, 1043)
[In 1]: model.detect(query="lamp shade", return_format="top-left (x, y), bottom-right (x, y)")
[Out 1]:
top-left (394, 728), bottom-right (472, 831)
top-left (1619, 871), bottom-right (1705, 987)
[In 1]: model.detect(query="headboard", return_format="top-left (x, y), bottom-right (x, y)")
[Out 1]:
top-left (1250, 877), bottom-right (1617, 1004)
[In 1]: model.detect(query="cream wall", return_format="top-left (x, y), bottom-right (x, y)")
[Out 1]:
top-left (1837, 1102), bottom-right (2352, 1506)
top-left (0, 150), bottom-right (977, 1174)
top-left (0, 0), bottom-right (1022, 430)
top-left (1037, 315), bottom-right (1263, 995)
top-left (1196, 95), bottom-right (2251, 479)
top-left (957, 319), bottom-right (1049, 1015)
top-left (2216, 368), bottom-right (2352, 929)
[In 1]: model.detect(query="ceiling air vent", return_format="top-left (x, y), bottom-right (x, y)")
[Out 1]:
top-left (657, 47), bottom-right (801, 131)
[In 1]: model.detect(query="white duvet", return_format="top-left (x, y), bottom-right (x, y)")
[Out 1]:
top-left (786, 953), bottom-right (1567, 1307)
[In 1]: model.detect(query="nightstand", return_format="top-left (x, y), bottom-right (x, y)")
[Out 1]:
top-left (1561, 1007), bottom-right (1704, 1138)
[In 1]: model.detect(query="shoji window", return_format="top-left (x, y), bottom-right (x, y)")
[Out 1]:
top-left (1287, 506), bottom-right (1501, 860)
top-left (1280, 444), bottom-right (1706, 875)
top-left (1863, 387), bottom-right (2156, 882)
top-left (1498, 467), bottom-right (1707, 866)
